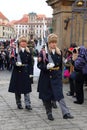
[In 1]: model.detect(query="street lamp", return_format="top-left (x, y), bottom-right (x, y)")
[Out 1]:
top-left (72, 0), bottom-right (87, 11)
top-left (76, 0), bottom-right (84, 6)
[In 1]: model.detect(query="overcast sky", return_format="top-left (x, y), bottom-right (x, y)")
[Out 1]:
top-left (0, 0), bottom-right (53, 21)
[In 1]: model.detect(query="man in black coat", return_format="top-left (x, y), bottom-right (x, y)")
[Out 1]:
top-left (8, 36), bottom-right (33, 110)
top-left (37, 33), bottom-right (74, 121)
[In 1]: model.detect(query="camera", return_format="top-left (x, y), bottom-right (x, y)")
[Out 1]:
top-left (73, 47), bottom-right (80, 54)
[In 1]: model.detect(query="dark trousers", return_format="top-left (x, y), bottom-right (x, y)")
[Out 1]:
top-left (43, 100), bottom-right (52, 115)
top-left (15, 93), bottom-right (21, 106)
top-left (15, 93), bottom-right (31, 107)
top-left (75, 72), bottom-right (84, 103)
top-left (84, 74), bottom-right (87, 86)
top-left (43, 98), bottom-right (70, 117)
top-left (69, 77), bottom-right (76, 96)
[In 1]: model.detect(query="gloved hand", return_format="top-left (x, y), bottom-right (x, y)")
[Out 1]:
top-left (16, 62), bottom-right (22, 66)
top-left (47, 63), bottom-right (55, 69)
top-left (64, 59), bottom-right (68, 63)
top-left (29, 75), bottom-right (33, 78)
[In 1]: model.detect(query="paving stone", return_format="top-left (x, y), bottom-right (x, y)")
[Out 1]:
top-left (0, 70), bottom-right (87, 130)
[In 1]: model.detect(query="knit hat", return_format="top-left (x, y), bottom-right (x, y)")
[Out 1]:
top-left (48, 33), bottom-right (58, 44)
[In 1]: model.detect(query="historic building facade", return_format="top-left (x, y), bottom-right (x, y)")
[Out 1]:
top-left (14, 12), bottom-right (52, 42)
top-left (0, 12), bottom-right (15, 41)
top-left (46, 0), bottom-right (77, 48)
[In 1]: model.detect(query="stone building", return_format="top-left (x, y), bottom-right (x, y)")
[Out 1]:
top-left (14, 13), bottom-right (52, 43)
top-left (46, 0), bottom-right (86, 49)
top-left (0, 12), bottom-right (15, 41)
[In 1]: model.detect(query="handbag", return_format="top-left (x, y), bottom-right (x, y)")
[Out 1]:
top-left (64, 69), bottom-right (70, 78)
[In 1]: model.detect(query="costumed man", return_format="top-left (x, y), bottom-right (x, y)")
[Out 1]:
top-left (8, 36), bottom-right (33, 110)
top-left (37, 33), bottom-right (74, 121)
top-left (38, 45), bottom-right (58, 109)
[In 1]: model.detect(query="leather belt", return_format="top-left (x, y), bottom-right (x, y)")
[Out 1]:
top-left (49, 66), bottom-right (60, 71)
top-left (20, 64), bottom-right (28, 67)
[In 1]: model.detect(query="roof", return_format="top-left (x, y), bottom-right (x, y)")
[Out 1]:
top-left (12, 13), bottom-right (52, 25)
top-left (37, 14), bottom-right (46, 20)
top-left (0, 22), bottom-right (13, 27)
top-left (14, 15), bottom-right (28, 24)
top-left (0, 12), bottom-right (8, 20)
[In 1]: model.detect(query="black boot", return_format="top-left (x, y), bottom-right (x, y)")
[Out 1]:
top-left (15, 93), bottom-right (23, 109)
top-left (17, 104), bottom-right (23, 109)
top-left (43, 101), bottom-right (54, 121)
top-left (51, 101), bottom-right (57, 109)
top-left (25, 105), bottom-right (32, 110)
top-left (47, 112), bottom-right (54, 120)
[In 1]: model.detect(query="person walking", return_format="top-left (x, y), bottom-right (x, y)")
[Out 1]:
top-left (37, 33), bottom-right (74, 121)
top-left (39, 45), bottom-right (58, 109)
top-left (8, 36), bottom-right (33, 110)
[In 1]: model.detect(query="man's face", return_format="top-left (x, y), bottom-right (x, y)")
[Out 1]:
top-left (49, 42), bottom-right (57, 49)
top-left (20, 41), bottom-right (27, 48)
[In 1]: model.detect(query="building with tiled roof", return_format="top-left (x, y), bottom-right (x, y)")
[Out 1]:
top-left (0, 11), bottom-right (9, 24)
top-left (37, 14), bottom-right (46, 19)
top-left (14, 14), bottom-right (29, 24)
top-left (0, 12), bottom-right (15, 41)
top-left (14, 12), bottom-right (52, 43)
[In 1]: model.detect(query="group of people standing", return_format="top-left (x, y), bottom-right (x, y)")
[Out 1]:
top-left (63, 45), bottom-right (87, 105)
top-left (8, 34), bottom-right (74, 121)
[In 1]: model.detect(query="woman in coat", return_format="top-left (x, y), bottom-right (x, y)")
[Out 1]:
top-left (37, 33), bottom-right (74, 121)
top-left (72, 46), bottom-right (87, 104)
top-left (8, 36), bottom-right (33, 110)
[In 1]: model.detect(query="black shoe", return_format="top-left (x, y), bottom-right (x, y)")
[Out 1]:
top-left (52, 102), bottom-right (57, 109)
top-left (74, 101), bottom-right (83, 104)
top-left (25, 105), bottom-right (32, 110)
top-left (17, 105), bottom-right (23, 109)
top-left (63, 113), bottom-right (74, 119)
top-left (47, 113), bottom-right (54, 121)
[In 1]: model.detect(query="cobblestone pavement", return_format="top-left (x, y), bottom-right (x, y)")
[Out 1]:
top-left (0, 70), bottom-right (87, 130)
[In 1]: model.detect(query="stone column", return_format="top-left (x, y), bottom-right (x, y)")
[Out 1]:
top-left (46, 0), bottom-right (75, 49)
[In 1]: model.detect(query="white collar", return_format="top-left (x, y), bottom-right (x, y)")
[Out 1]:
top-left (52, 49), bottom-right (55, 54)
top-left (21, 47), bottom-right (25, 52)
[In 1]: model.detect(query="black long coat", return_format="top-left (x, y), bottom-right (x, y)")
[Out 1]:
top-left (37, 51), bottom-right (64, 101)
top-left (8, 50), bottom-right (33, 94)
